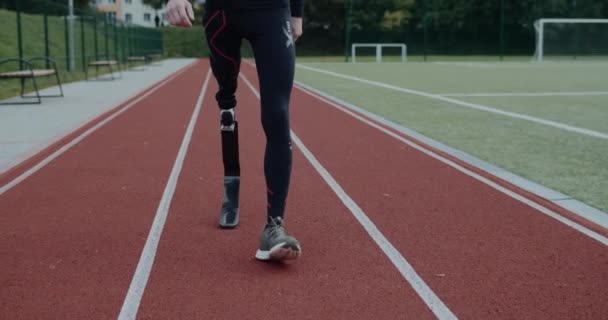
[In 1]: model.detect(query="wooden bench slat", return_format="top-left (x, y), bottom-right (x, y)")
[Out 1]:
top-left (0, 69), bottom-right (56, 78)
top-left (88, 60), bottom-right (118, 66)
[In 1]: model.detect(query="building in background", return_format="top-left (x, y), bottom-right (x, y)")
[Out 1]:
top-left (94, 0), bottom-right (167, 27)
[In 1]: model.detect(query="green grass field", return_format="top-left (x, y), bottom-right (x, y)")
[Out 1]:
top-left (295, 60), bottom-right (608, 213)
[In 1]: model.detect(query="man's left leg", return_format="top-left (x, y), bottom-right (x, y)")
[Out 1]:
top-left (246, 8), bottom-right (300, 261)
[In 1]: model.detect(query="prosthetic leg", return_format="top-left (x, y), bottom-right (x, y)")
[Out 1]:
top-left (219, 108), bottom-right (241, 229)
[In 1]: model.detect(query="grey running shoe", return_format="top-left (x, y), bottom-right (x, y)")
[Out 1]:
top-left (255, 217), bottom-right (301, 261)
top-left (219, 176), bottom-right (240, 229)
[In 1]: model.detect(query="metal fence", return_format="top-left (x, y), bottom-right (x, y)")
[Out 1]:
top-left (1, 0), bottom-right (163, 73)
top-left (296, 0), bottom-right (608, 61)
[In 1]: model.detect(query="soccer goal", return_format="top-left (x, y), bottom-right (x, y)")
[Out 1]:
top-left (534, 19), bottom-right (608, 62)
top-left (351, 43), bottom-right (407, 63)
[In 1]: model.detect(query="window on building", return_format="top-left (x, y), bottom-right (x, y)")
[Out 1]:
top-left (125, 13), bottom-right (132, 23)
top-left (144, 13), bottom-right (151, 22)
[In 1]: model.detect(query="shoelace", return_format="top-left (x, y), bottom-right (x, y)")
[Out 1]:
top-left (266, 217), bottom-right (286, 240)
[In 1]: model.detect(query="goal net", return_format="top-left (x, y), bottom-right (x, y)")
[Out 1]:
top-left (534, 19), bottom-right (608, 62)
top-left (351, 43), bottom-right (407, 63)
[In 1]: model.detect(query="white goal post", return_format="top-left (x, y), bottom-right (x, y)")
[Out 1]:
top-left (534, 18), bottom-right (608, 62)
top-left (351, 43), bottom-right (407, 63)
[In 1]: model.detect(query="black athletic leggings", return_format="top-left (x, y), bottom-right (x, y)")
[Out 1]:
top-left (203, 7), bottom-right (295, 220)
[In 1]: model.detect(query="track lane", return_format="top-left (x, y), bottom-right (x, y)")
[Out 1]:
top-left (0, 61), bottom-right (196, 188)
top-left (236, 64), bottom-right (608, 319)
top-left (137, 77), bottom-right (436, 319)
top-left (0, 61), bottom-right (208, 319)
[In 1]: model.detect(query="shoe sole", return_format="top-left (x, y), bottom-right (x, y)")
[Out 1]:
top-left (255, 242), bottom-right (301, 261)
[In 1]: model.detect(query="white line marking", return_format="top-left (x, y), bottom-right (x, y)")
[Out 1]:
top-left (296, 64), bottom-right (608, 140)
top-left (432, 61), bottom-right (608, 68)
top-left (440, 91), bottom-right (608, 97)
top-left (432, 62), bottom-right (500, 68)
top-left (240, 72), bottom-right (458, 320)
top-left (117, 69), bottom-right (212, 320)
top-left (292, 82), bottom-right (608, 247)
top-left (0, 61), bottom-right (197, 196)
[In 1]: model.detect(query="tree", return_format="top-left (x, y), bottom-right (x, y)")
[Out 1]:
top-left (350, 0), bottom-right (415, 30)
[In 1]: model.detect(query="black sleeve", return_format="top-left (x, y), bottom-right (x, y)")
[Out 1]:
top-left (290, 0), bottom-right (303, 17)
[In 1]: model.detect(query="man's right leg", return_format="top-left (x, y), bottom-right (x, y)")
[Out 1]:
top-left (204, 9), bottom-right (242, 228)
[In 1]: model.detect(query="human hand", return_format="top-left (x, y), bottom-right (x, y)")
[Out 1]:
top-left (291, 17), bottom-right (303, 41)
top-left (166, 0), bottom-right (195, 28)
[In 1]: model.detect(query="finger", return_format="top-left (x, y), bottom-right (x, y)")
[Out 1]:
top-left (169, 8), bottom-right (181, 26)
top-left (178, 6), bottom-right (192, 27)
top-left (168, 10), bottom-right (178, 25)
top-left (292, 27), bottom-right (301, 41)
top-left (186, 3), bottom-right (195, 21)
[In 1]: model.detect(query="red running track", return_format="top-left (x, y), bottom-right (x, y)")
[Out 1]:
top-left (0, 61), bottom-right (206, 319)
top-left (1, 59), bottom-right (607, 319)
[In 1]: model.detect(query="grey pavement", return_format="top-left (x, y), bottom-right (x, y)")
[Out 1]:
top-left (0, 58), bottom-right (196, 174)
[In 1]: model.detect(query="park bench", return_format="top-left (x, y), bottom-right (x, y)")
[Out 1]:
top-left (127, 56), bottom-right (147, 70)
top-left (0, 57), bottom-right (64, 105)
top-left (85, 55), bottom-right (122, 81)
top-left (146, 53), bottom-right (163, 65)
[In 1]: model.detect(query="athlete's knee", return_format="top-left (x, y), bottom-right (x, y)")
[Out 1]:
top-left (214, 76), bottom-right (238, 110)
top-left (262, 117), bottom-right (290, 146)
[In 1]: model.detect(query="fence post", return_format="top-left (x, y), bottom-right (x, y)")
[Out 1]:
top-left (104, 15), bottom-right (109, 60)
top-left (94, 17), bottom-right (99, 60)
top-left (122, 24), bottom-right (128, 62)
top-left (423, 15), bottom-right (429, 62)
top-left (64, 15), bottom-right (71, 71)
top-left (68, 0), bottom-right (75, 70)
top-left (344, 0), bottom-right (353, 62)
top-left (44, 14), bottom-right (50, 68)
top-left (114, 20), bottom-right (119, 62)
top-left (127, 25), bottom-right (133, 57)
top-left (159, 31), bottom-right (163, 56)
top-left (81, 16), bottom-right (86, 70)
top-left (133, 26), bottom-right (137, 57)
top-left (499, 0), bottom-right (505, 61)
top-left (16, 0), bottom-right (24, 68)
top-left (137, 27), bottom-right (141, 56)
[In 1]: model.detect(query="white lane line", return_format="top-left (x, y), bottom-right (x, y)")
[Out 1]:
top-left (432, 61), bottom-right (608, 69)
top-left (240, 72), bottom-right (458, 320)
top-left (432, 62), bottom-right (500, 68)
top-left (296, 64), bottom-right (608, 140)
top-left (440, 91), bottom-right (608, 97)
top-left (293, 82), bottom-right (608, 247)
top-left (0, 61), bottom-right (198, 196)
top-left (117, 69), bottom-right (212, 320)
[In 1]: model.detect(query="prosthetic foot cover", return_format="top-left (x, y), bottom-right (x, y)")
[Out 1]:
top-left (219, 109), bottom-right (240, 229)
top-left (220, 176), bottom-right (240, 228)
